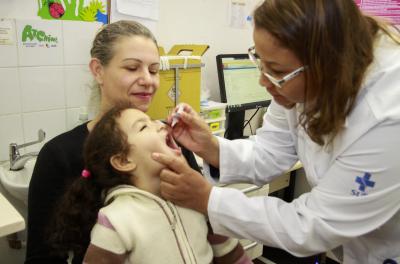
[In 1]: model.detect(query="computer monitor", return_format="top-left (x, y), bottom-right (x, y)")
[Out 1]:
top-left (216, 54), bottom-right (271, 139)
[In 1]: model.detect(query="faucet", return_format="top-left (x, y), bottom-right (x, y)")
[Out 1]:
top-left (9, 129), bottom-right (46, 171)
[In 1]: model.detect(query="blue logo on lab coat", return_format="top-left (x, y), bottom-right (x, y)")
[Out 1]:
top-left (351, 172), bottom-right (375, 196)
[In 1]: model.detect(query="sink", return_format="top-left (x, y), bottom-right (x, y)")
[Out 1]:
top-left (0, 158), bottom-right (36, 205)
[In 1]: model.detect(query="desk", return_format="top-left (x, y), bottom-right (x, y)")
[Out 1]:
top-left (0, 192), bottom-right (25, 237)
top-left (267, 161), bottom-right (303, 203)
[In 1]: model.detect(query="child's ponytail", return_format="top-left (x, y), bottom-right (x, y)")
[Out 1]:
top-left (48, 172), bottom-right (103, 256)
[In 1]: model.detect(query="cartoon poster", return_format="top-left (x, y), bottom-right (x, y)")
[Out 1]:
top-left (37, 0), bottom-right (108, 24)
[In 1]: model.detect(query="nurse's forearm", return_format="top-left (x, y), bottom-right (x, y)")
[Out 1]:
top-left (197, 136), bottom-right (220, 168)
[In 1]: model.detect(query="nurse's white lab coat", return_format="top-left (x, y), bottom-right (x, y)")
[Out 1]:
top-left (206, 34), bottom-right (400, 263)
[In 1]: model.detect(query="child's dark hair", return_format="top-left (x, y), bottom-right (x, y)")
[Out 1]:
top-left (48, 103), bottom-right (133, 256)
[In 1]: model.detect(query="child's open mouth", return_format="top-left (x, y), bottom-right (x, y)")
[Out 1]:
top-left (166, 133), bottom-right (180, 150)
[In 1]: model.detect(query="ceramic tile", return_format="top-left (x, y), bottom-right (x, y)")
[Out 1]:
top-left (0, 68), bottom-right (21, 115)
top-left (0, 114), bottom-right (23, 161)
top-left (66, 107), bottom-right (80, 131)
top-left (64, 65), bottom-right (92, 108)
top-left (63, 21), bottom-right (102, 65)
top-left (0, 19), bottom-right (18, 67)
top-left (19, 66), bottom-right (65, 112)
top-left (22, 109), bottom-right (66, 153)
top-left (15, 19), bottom-right (63, 66)
top-left (0, 0), bottom-right (36, 18)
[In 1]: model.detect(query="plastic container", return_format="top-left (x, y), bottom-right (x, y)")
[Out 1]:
top-left (200, 101), bottom-right (227, 120)
top-left (200, 101), bottom-right (227, 135)
top-left (205, 117), bottom-right (226, 132)
top-left (212, 129), bottom-right (225, 137)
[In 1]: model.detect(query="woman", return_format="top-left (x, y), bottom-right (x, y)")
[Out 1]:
top-left (153, 1), bottom-right (400, 263)
top-left (25, 20), bottom-right (201, 264)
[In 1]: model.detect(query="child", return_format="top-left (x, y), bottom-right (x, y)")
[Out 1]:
top-left (49, 104), bottom-right (252, 264)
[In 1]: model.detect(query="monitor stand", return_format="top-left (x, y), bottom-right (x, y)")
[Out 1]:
top-left (225, 111), bottom-right (245, 140)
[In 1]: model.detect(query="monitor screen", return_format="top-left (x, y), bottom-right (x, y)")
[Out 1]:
top-left (216, 54), bottom-right (272, 113)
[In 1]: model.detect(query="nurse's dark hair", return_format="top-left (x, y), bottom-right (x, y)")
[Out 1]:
top-left (254, 0), bottom-right (400, 145)
top-left (48, 103), bottom-right (133, 255)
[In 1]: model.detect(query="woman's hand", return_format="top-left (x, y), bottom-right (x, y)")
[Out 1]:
top-left (152, 152), bottom-right (212, 215)
top-left (167, 103), bottom-right (220, 167)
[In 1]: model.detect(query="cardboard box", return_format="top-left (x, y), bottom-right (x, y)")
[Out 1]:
top-left (146, 44), bottom-right (209, 120)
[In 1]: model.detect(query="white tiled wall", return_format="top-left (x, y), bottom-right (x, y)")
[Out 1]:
top-left (0, 68), bottom-right (21, 114)
top-left (0, 18), bottom-right (102, 161)
top-left (64, 65), bottom-right (93, 108)
top-left (0, 19), bottom-right (18, 68)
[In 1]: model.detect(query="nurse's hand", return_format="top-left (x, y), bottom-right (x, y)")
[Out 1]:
top-left (152, 152), bottom-right (212, 215)
top-left (168, 103), bottom-right (220, 167)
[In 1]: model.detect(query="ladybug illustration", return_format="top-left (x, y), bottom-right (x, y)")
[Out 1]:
top-left (48, 1), bottom-right (65, 19)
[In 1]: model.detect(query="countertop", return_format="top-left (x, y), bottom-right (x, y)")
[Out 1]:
top-left (0, 192), bottom-right (25, 237)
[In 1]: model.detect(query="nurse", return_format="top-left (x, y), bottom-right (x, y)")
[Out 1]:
top-left (152, 0), bottom-right (400, 263)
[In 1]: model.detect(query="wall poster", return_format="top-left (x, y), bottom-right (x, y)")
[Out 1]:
top-left (355, 0), bottom-right (400, 25)
top-left (0, 19), bottom-right (15, 45)
top-left (37, 0), bottom-right (108, 24)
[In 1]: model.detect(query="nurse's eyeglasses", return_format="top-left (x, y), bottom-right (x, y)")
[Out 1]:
top-left (248, 46), bottom-right (307, 88)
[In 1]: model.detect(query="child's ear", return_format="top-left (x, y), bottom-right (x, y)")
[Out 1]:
top-left (110, 154), bottom-right (137, 172)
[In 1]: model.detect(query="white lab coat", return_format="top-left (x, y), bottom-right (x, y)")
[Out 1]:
top-left (206, 34), bottom-right (400, 263)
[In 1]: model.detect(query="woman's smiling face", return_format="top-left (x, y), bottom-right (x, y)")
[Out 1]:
top-left (96, 35), bottom-right (160, 113)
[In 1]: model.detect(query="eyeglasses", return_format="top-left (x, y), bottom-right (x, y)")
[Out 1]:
top-left (248, 46), bottom-right (306, 88)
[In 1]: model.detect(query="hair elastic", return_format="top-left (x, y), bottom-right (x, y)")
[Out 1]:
top-left (81, 169), bottom-right (91, 178)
